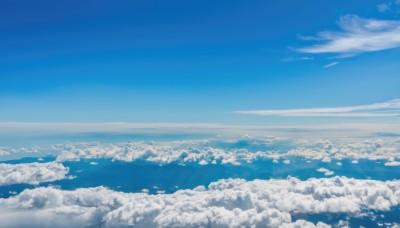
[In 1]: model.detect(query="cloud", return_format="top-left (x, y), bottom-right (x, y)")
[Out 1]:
top-left (0, 146), bottom-right (40, 157)
top-left (377, 3), bottom-right (391, 12)
top-left (0, 122), bottom-right (230, 136)
top-left (385, 161), bottom-right (400, 166)
top-left (323, 62), bottom-right (339, 68)
top-left (233, 99), bottom-right (400, 117)
top-left (2, 122), bottom-right (400, 139)
top-left (2, 134), bottom-right (399, 168)
top-left (0, 186), bottom-right (128, 227)
top-left (297, 15), bottom-right (400, 55)
top-left (316, 168), bottom-right (334, 176)
top-left (54, 140), bottom-right (274, 166)
top-left (285, 137), bottom-right (400, 162)
top-left (377, 1), bottom-right (400, 13)
top-left (50, 135), bottom-right (400, 165)
top-left (0, 177), bottom-right (399, 227)
top-left (282, 56), bottom-right (314, 62)
top-left (0, 162), bottom-right (69, 186)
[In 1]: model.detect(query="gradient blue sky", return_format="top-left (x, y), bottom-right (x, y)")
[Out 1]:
top-left (1, 0), bottom-right (399, 125)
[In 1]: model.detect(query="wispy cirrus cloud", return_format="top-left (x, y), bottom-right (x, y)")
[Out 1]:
top-left (233, 99), bottom-right (400, 117)
top-left (377, 0), bottom-right (400, 13)
top-left (323, 61), bottom-right (339, 68)
top-left (282, 56), bottom-right (314, 62)
top-left (297, 15), bottom-right (400, 55)
top-left (378, 3), bottom-right (391, 12)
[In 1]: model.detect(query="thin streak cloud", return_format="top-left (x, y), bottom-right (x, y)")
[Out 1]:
top-left (323, 61), bottom-right (339, 68)
top-left (234, 99), bottom-right (400, 117)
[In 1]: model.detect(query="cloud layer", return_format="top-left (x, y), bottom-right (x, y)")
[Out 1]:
top-left (284, 137), bottom-right (400, 162)
top-left (49, 135), bottom-right (400, 165)
top-left (1, 135), bottom-right (398, 168)
top-left (234, 99), bottom-right (400, 117)
top-left (0, 177), bottom-right (399, 227)
top-left (297, 15), bottom-right (400, 55)
top-left (0, 162), bottom-right (69, 186)
top-left (54, 140), bottom-right (275, 165)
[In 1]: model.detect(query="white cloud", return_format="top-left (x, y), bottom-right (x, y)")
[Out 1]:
top-left (385, 161), bottom-right (400, 166)
top-left (0, 177), bottom-right (399, 227)
top-left (316, 168), bottom-right (334, 176)
top-left (0, 146), bottom-right (40, 156)
top-left (0, 122), bottom-right (231, 135)
top-left (54, 141), bottom-right (274, 166)
top-left (297, 15), bottom-right (400, 55)
top-left (285, 137), bottom-right (400, 162)
top-left (233, 99), bottom-right (400, 117)
top-left (2, 122), bottom-right (400, 139)
top-left (282, 56), bottom-right (314, 62)
top-left (0, 162), bottom-right (69, 186)
top-left (377, 3), bottom-right (391, 12)
top-left (51, 135), bottom-right (400, 165)
top-left (323, 62), bottom-right (339, 68)
top-left (377, 1), bottom-right (400, 13)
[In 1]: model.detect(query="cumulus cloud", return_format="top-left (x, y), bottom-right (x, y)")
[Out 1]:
top-left (316, 168), bottom-right (334, 176)
top-left (385, 161), bottom-right (400, 166)
top-left (0, 162), bottom-right (69, 186)
top-left (297, 15), bottom-right (400, 55)
top-left (0, 177), bottom-right (399, 227)
top-left (0, 146), bottom-right (40, 157)
top-left (54, 141), bottom-right (274, 165)
top-left (284, 137), bottom-right (400, 162)
top-left (51, 135), bottom-right (400, 166)
top-left (233, 99), bottom-right (400, 117)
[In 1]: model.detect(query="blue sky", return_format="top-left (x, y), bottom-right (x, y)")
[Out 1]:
top-left (1, 0), bottom-right (400, 125)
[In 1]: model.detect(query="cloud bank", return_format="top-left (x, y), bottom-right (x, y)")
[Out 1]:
top-left (297, 15), bottom-right (400, 55)
top-left (50, 135), bottom-right (400, 165)
top-left (0, 177), bottom-right (399, 227)
top-left (0, 162), bottom-right (69, 186)
top-left (284, 137), bottom-right (400, 162)
top-left (234, 99), bottom-right (400, 117)
top-left (54, 140), bottom-right (275, 165)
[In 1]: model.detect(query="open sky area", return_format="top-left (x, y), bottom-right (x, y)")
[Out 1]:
top-left (1, 0), bottom-right (399, 125)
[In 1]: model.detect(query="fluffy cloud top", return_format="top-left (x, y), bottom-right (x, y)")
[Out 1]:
top-left (284, 137), bottom-right (400, 162)
top-left (0, 146), bottom-right (40, 156)
top-left (0, 177), bottom-right (399, 227)
top-left (0, 162), bottom-right (69, 186)
top-left (54, 141), bottom-right (273, 165)
top-left (53, 136), bottom-right (400, 165)
top-left (316, 168), bottom-right (334, 176)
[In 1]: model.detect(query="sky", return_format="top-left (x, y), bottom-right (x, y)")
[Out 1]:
top-left (2, 2), bottom-right (400, 226)
top-left (1, 0), bottom-right (400, 126)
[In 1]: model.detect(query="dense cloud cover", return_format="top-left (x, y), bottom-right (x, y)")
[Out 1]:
top-left (286, 138), bottom-right (400, 162)
top-left (54, 140), bottom-right (274, 165)
top-left (0, 162), bottom-right (69, 185)
top-left (51, 137), bottom-right (400, 165)
top-left (0, 177), bottom-right (399, 227)
top-left (0, 146), bottom-right (40, 156)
